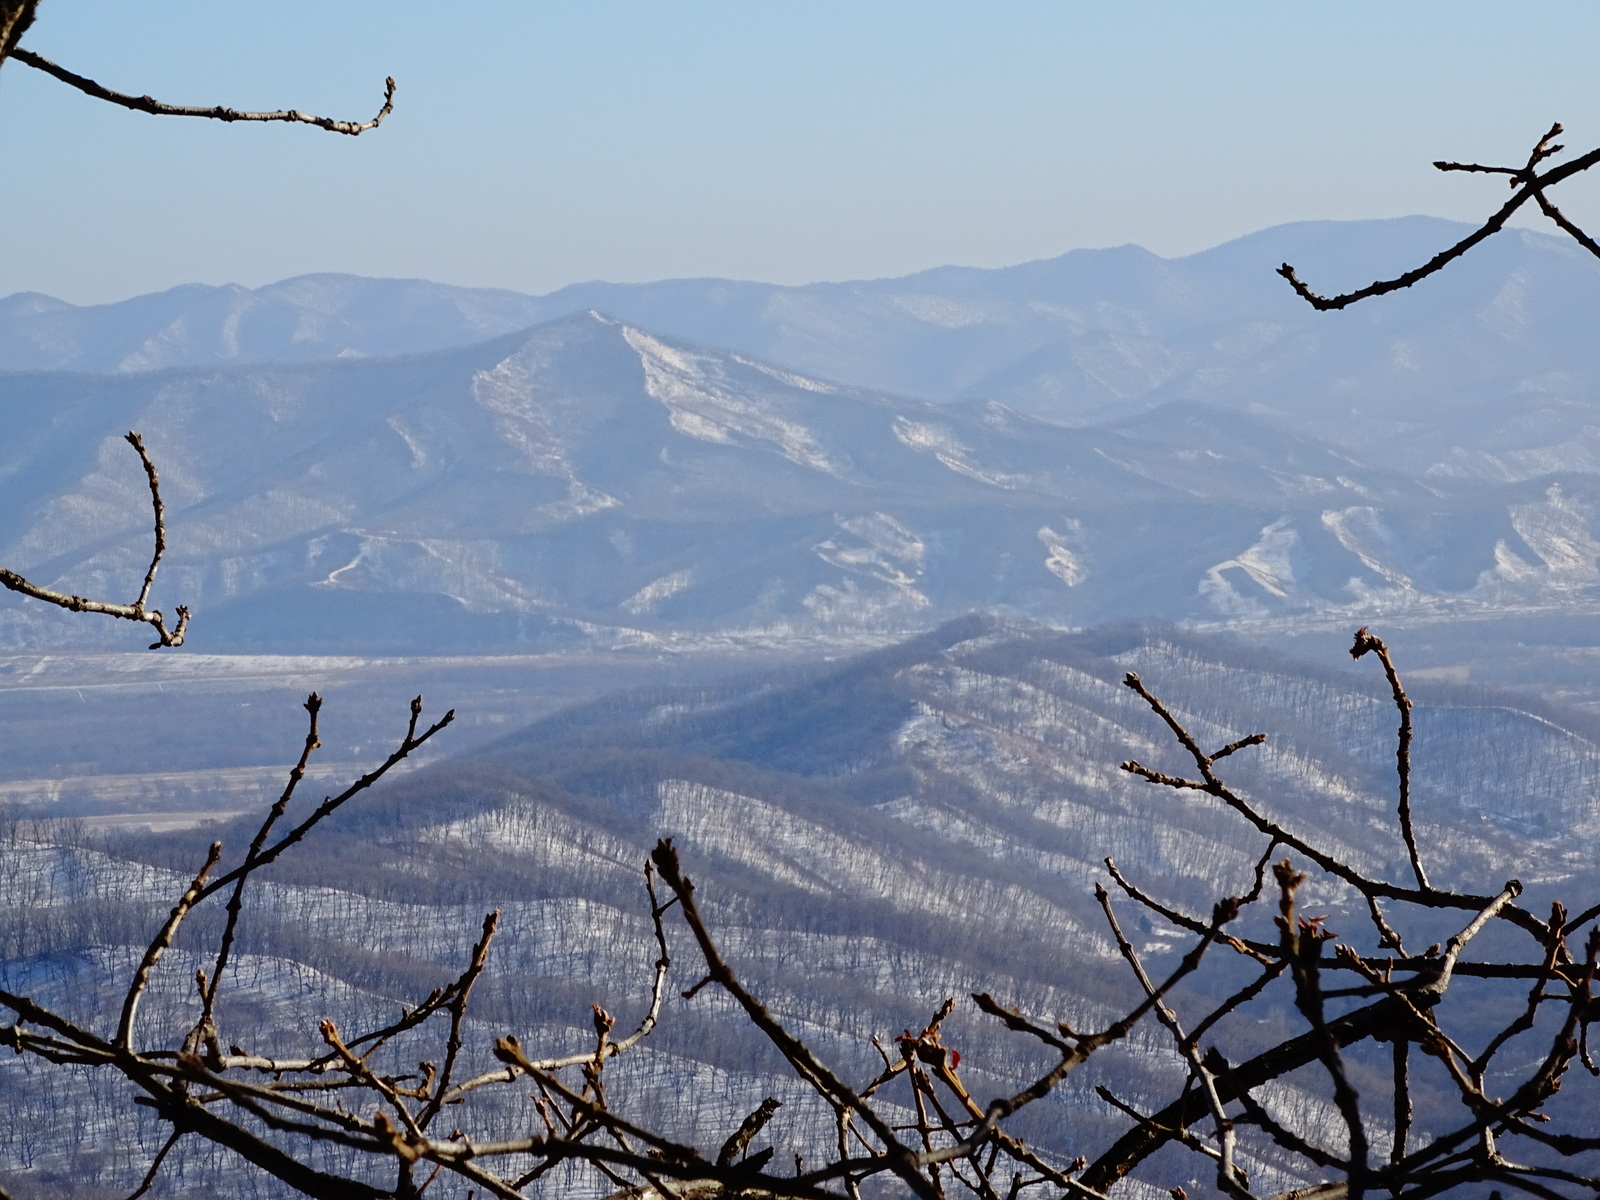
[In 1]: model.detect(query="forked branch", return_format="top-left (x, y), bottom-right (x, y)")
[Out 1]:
top-left (1091, 630), bottom-right (1599, 1200)
top-left (1279, 122), bottom-right (1600, 309)
top-left (0, 431), bottom-right (189, 647)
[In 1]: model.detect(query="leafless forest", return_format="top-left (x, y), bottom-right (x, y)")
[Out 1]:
top-left (8, 605), bottom-right (1600, 1198)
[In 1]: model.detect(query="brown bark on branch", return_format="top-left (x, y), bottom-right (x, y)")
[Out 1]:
top-left (1279, 123), bottom-right (1600, 309)
top-left (0, 432), bottom-right (189, 647)
top-left (1350, 627), bottom-right (1429, 891)
top-left (9, 47), bottom-right (396, 135)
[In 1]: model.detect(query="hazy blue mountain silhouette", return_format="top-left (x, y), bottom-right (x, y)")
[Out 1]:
top-left (8, 217), bottom-right (1600, 450)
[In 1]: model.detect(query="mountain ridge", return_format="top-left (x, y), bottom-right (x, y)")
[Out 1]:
top-left (5, 306), bottom-right (1600, 653)
top-left (8, 216), bottom-right (1600, 456)
top-left (6, 214), bottom-right (1600, 652)
top-left (0, 216), bottom-right (1503, 388)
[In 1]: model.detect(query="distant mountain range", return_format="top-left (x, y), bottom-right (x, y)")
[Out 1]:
top-left (7, 217), bottom-right (1600, 445)
top-left (3, 217), bottom-right (1600, 653)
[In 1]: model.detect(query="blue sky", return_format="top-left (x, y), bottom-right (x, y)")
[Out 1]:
top-left (3, 1), bottom-right (1600, 303)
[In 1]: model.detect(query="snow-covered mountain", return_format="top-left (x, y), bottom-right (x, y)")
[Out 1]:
top-left (4, 304), bottom-right (1600, 653)
top-left (7, 217), bottom-right (1600, 455)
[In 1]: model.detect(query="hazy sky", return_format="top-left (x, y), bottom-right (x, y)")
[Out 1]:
top-left (3, 2), bottom-right (1600, 304)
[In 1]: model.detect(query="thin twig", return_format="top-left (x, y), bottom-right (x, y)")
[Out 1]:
top-left (118, 841), bottom-right (223, 1051)
top-left (196, 692), bottom-right (324, 1058)
top-left (1350, 628), bottom-right (1429, 892)
top-left (441, 863), bottom-right (673, 1104)
top-left (1104, 857), bottom-right (1274, 962)
top-left (125, 1128), bottom-right (183, 1200)
top-left (650, 838), bottom-right (941, 1200)
top-left (192, 697), bottom-right (453, 907)
top-left (1273, 861), bottom-right (1369, 1200)
top-left (1119, 670), bottom-right (1543, 940)
top-left (1097, 887), bottom-right (1251, 1200)
top-left (419, 909), bottom-right (499, 1130)
top-left (1391, 1038), bottom-right (1410, 1168)
top-left (0, 431), bottom-right (189, 647)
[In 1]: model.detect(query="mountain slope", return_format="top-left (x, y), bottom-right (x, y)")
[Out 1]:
top-left (6, 619), bottom-right (1596, 1195)
top-left (5, 311), bottom-right (1600, 652)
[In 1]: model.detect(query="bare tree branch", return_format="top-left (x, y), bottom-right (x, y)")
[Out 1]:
top-left (194, 693), bottom-right (325, 1062)
top-left (1097, 886), bottom-right (1252, 1200)
top-left (0, 432), bottom-right (189, 647)
top-left (117, 840), bottom-right (222, 1052)
top-left (650, 838), bottom-right (943, 1200)
top-left (1350, 627), bottom-right (1429, 891)
top-left (191, 696), bottom-right (454, 907)
top-left (1279, 123), bottom-right (1600, 309)
top-left (1273, 861), bottom-right (1369, 1200)
top-left (1120, 668), bottom-right (1546, 942)
top-left (124, 1129), bottom-right (183, 1200)
top-left (9, 47), bottom-right (395, 135)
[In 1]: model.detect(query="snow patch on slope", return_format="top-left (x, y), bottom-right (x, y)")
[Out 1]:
top-left (1478, 485), bottom-right (1600, 597)
top-left (891, 416), bottom-right (1035, 490)
top-left (814, 511), bottom-right (926, 589)
top-left (1199, 518), bottom-right (1310, 617)
top-left (624, 327), bottom-right (840, 474)
top-left (621, 569), bottom-right (694, 615)
top-left (1037, 521), bottom-right (1087, 587)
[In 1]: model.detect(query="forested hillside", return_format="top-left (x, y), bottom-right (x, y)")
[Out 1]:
top-left (5, 618), bottom-right (1596, 1197)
